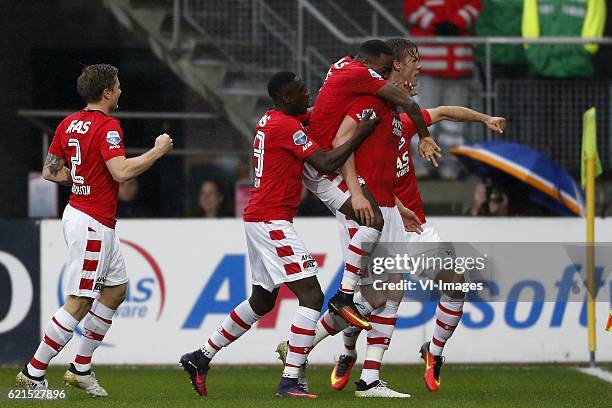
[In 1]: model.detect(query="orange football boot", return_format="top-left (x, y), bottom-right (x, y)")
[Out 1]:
top-left (419, 342), bottom-right (444, 392)
top-left (330, 354), bottom-right (356, 390)
top-left (328, 291), bottom-right (372, 330)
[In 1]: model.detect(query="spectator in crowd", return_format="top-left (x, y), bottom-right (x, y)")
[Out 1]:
top-left (467, 178), bottom-right (491, 216)
top-left (487, 186), bottom-right (510, 216)
top-left (197, 179), bottom-right (233, 218)
top-left (403, 0), bottom-right (482, 179)
top-left (475, 0), bottom-right (527, 80)
top-left (522, 0), bottom-right (606, 79)
top-left (117, 178), bottom-right (152, 218)
top-left (468, 180), bottom-right (512, 216)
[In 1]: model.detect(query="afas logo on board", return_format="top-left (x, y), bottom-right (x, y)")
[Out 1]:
top-left (182, 255), bottom-right (602, 331)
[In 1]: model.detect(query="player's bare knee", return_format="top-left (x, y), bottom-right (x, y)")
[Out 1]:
top-left (249, 299), bottom-right (274, 316)
top-left (299, 288), bottom-right (323, 311)
top-left (63, 296), bottom-right (94, 321)
top-left (112, 285), bottom-right (128, 304)
top-left (443, 284), bottom-right (466, 300)
top-left (370, 296), bottom-right (386, 309)
top-left (361, 286), bottom-right (385, 309)
top-left (100, 283), bottom-right (128, 309)
top-left (286, 276), bottom-right (323, 310)
top-left (248, 286), bottom-right (278, 316)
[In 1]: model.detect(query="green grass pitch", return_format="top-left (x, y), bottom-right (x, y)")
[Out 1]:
top-left (1, 364), bottom-right (610, 407)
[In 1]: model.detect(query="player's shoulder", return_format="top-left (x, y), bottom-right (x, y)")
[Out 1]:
top-left (95, 115), bottom-right (123, 141)
top-left (348, 95), bottom-right (388, 120)
top-left (260, 110), bottom-right (302, 132)
top-left (57, 110), bottom-right (83, 127)
top-left (352, 94), bottom-right (383, 104)
top-left (346, 59), bottom-right (384, 82)
top-left (97, 114), bottom-right (122, 130)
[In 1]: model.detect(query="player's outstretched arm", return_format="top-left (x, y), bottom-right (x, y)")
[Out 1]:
top-left (42, 153), bottom-right (72, 185)
top-left (428, 106), bottom-right (506, 134)
top-left (377, 83), bottom-right (441, 165)
top-left (305, 111), bottom-right (380, 175)
top-left (105, 133), bottom-right (173, 183)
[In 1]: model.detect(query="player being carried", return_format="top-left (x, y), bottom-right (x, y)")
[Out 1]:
top-left (303, 39), bottom-right (441, 331)
top-left (278, 37), bottom-right (424, 397)
top-left (179, 72), bottom-right (381, 398)
top-left (280, 38), bottom-right (506, 397)
top-left (16, 64), bottom-right (173, 397)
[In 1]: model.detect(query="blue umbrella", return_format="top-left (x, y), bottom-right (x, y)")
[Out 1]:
top-left (450, 141), bottom-right (585, 216)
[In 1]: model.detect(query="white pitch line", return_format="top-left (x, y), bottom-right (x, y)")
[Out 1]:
top-left (576, 367), bottom-right (612, 383)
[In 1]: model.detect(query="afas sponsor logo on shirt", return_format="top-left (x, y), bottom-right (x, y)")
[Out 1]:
top-left (106, 130), bottom-right (121, 149)
top-left (398, 136), bottom-right (406, 150)
top-left (293, 130), bottom-right (312, 151)
top-left (66, 120), bottom-right (91, 134)
top-left (392, 115), bottom-right (403, 137)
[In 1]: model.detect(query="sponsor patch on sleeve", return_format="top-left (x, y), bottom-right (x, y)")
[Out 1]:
top-left (293, 130), bottom-right (308, 146)
top-left (356, 108), bottom-right (377, 120)
top-left (106, 130), bottom-right (121, 145)
top-left (368, 68), bottom-right (383, 80)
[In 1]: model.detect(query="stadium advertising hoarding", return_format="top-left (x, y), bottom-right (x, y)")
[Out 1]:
top-left (40, 218), bottom-right (612, 365)
top-left (0, 221), bottom-right (40, 364)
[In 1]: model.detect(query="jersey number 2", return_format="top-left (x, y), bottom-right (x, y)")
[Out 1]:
top-left (68, 138), bottom-right (85, 184)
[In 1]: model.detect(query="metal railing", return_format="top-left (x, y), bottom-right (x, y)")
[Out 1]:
top-left (16, 110), bottom-right (238, 163)
top-left (172, 1), bottom-right (612, 102)
top-left (183, 0), bottom-right (297, 84)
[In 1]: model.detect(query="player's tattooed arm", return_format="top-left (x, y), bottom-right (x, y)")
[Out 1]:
top-left (42, 153), bottom-right (72, 185)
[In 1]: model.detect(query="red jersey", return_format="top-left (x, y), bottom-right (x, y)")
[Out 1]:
top-left (308, 57), bottom-right (387, 151)
top-left (345, 96), bottom-right (402, 207)
top-left (394, 110), bottom-right (433, 223)
top-left (49, 109), bottom-right (126, 228)
top-left (243, 110), bottom-right (319, 222)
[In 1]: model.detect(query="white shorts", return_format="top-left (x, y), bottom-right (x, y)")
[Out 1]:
top-left (404, 222), bottom-right (443, 245)
top-left (244, 220), bottom-right (319, 292)
top-left (402, 222), bottom-right (456, 279)
top-left (335, 206), bottom-right (405, 285)
top-left (62, 204), bottom-right (128, 298)
top-left (302, 162), bottom-right (351, 213)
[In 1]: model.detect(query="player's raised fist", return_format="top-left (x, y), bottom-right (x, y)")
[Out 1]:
top-left (486, 116), bottom-right (506, 134)
top-left (155, 133), bottom-right (173, 154)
